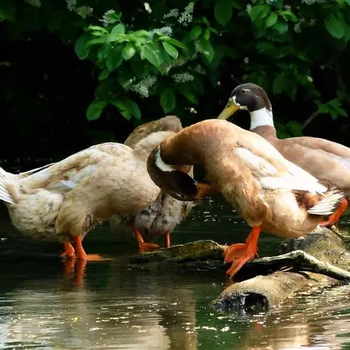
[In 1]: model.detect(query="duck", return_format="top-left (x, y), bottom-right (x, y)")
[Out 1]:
top-left (110, 115), bottom-right (193, 252)
top-left (0, 125), bottom-right (180, 260)
top-left (146, 119), bottom-right (344, 278)
top-left (217, 83), bottom-right (349, 226)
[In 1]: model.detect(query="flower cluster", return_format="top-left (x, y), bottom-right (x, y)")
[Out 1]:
top-left (178, 2), bottom-right (194, 26)
top-left (25, 0), bottom-right (41, 8)
top-left (101, 10), bottom-right (117, 27)
top-left (66, 0), bottom-right (93, 19)
top-left (172, 73), bottom-right (194, 84)
top-left (76, 6), bottom-right (93, 19)
top-left (149, 27), bottom-right (173, 38)
top-left (163, 9), bottom-right (180, 19)
top-left (302, 0), bottom-right (327, 4)
top-left (66, 0), bottom-right (76, 12)
top-left (251, 0), bottom-right (278, 3)
top-left (130, 75), bottom-right (157, 98)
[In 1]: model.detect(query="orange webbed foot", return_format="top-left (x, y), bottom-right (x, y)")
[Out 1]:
top-left (139, 242), bottom-right (160, 253)
top-left (320, 198), bottom-right (348, 227)
top-left (61, 242), bottom-right (76, 259)
top-left (224, 227), bottom-right (261, 279)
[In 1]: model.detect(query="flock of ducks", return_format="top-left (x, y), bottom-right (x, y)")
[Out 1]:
top-left (0, 83), bottom-right (349, 279)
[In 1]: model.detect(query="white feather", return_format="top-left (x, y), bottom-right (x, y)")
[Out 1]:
top-left (235, 147), bottom-right (327, 193)
top-left (250, 108), bottom-right (274, 130)
top-left (0, 168), bottom-right (14, 204)
top-left (155, 148), bottom-right (174, 172)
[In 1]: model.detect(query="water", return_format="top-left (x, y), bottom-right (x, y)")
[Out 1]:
top-left (1, 198), bottom-right (350, 350)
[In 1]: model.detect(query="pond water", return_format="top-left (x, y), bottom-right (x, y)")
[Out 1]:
top-left (1, 197), bottom-right (350, 350)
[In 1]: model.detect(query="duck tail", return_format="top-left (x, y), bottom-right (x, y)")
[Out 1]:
top-left (0, 168), bottom-right (15, 204)
top-left (307, 188), bottom-right (344, 216)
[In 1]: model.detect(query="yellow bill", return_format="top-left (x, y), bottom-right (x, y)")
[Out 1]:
top-left (217, 100), bottom-right (240, 120)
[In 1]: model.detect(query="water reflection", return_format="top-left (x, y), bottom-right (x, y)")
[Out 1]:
top-left (0, 197), bottom-right (350, 349)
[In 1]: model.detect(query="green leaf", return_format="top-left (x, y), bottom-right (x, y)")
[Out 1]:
top-left (280, 10), bottom-right (298, 22)
top-left (162, 42), bottom-right (179, 59)
top-left (249, 5), bottom-right (270, 22)
top-left (160, 88), bottom-right (176, 113)
top-left (95, 78), bottom-right (118, 98)
top-left (196, 38), bottom-right (215, 63)
top-left (265, 13), bottom-right (278, 28)
top-left (86, 100), bottom-right (107, 121)
top-left (214, 0), bottom-right (233, 26)
top-left (112, 23), bottom-right (126, 34)
top-left (87, 25), bottom-right (108, 34)
top-left (75, 33), bottom-right (89, 60)
top-left (177, 84), bottom-right (198, 104)
top-left (160, 37), bottom-right (187, 49)
top-left (189, 26), bottom-right (202, 40)
top-left (106, 45), bottom-right (123, 72)
top-left (287, 121), bottom-right (303, 136)
top-left (122, 43), bottom-right (136, 60)
top-left (118, 69), bottom-right (135, 88)
top-left (324, 14), bottom-right (344, 39)
top-left (124, 98), bottom-right (141, 119)
top-left (273, 74), bottom-right (286, 94)
top-left (97, 45), bottom-right (112, 61)
top-left (99, 69), bottom-right (109, 81)
top-left (329, 99), bottom-right (348, 117)
top-left (141, 43), bottom-right (166, 67)
top-left (274, 19), bottom-right (288, 33)
top-left (111, 99), bottom-right (132, 120)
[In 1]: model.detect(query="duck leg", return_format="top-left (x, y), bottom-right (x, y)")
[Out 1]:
top-left (133, 226), bottom-right (160, 253)
top-left (60, 242), bottom-right (76, 258)
top-left (73, 235), bottom-right (87, 260)
top-left (224, 227), bottom-right (261, 278)
top-left (72, 235), bottom-right (107, 261)
top-left (164, 230), bottom-right (171, 248)
top-left (320, 198), bottom-right (348, 227)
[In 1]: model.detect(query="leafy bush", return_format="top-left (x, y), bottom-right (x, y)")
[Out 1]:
top-left (1, 0), bottom-right (350, 135)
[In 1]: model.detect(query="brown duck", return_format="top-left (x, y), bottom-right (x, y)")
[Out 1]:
top-left (147, 119), bottom-right (343, 278)
top-left (110, 115), bottom-right (193, 252)
top-left (0, 125), bottom-right (180, 260)
top-left (218, 83), bottom-right (349, 226)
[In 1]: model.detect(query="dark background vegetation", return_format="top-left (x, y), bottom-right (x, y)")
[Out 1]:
top-left (0, 0), bottom-right (350, 171)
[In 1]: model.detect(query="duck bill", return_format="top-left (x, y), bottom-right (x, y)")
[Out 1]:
top-left (217, 101), bottom-right (240, 120)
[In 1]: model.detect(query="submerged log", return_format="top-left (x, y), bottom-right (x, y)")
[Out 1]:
top-left (130, 226), bottom-right (350, 311)
top-left (214, 227), bottom-right (350, 311)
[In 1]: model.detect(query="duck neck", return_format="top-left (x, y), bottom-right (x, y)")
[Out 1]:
top-left (249, 107), bottom-right (274, 130)
top-left (249, 108), bottom-right (278, 143)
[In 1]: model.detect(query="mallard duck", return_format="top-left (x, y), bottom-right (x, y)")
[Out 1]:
top-left (147, 119), bottom-right (343, 278)
top-left (217, 83), bottom-right (349, 226)
top-left (0, 128), bottom-right (178, 260)
top-left (110, 115), bottom-right (193, 252)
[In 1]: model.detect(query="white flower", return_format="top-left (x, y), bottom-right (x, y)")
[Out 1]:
top-left (76, 6), bottom-right (93, 19)
top-left (294, 23), bottom-right (301, 33)
top-left (163, 9), bottom-right (179, 19)
top-left (149, 26), bottom-right (173, 38)
top-left (66, 0), bottom-right (76, 11)
top-left (101, 9), bottom-right (116, 27)
top-left (130, 75), bottom-right (157, 98)
top-left (144, 2), bottom-right (152, 14)
top-left (178, 2), bottom-right (194, 27)
top-left (172, 73), bottom-right (194, 83)
top-left (25, 0), bottom-right (41, 7)
top-left (301, 0), bottom-right (327, 4)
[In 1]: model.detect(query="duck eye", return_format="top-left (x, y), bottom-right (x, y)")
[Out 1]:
top-left (241, 89), bottom-right (247, 94)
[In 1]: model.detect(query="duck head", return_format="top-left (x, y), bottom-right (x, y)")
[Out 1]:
top-left (147, 146), bottom-right (199, 201)
top-left (217, 83), bottom-right (274, 130)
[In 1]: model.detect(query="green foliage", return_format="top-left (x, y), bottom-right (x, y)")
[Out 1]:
top-left (1, 0), bottom-right (350, 131)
